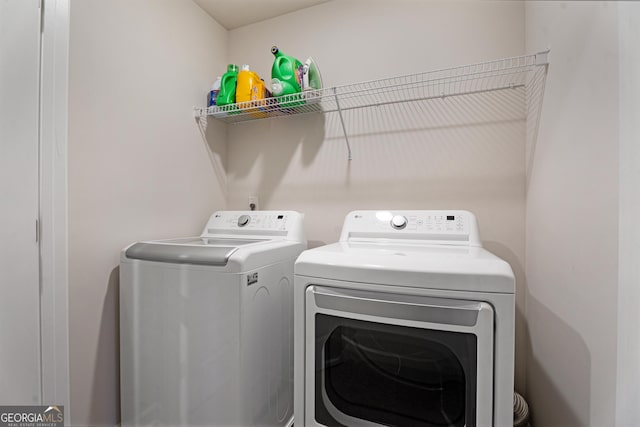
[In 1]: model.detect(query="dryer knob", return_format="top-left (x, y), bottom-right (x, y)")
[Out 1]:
top-left (391, 215), bottom-right (408, 230)
top-left (238, 215), bottom-right (251, 227)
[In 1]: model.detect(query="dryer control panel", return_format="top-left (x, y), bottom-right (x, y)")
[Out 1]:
top-left (340, 210), bottom-right (481, 247)
top-left (202, 211), bottom-right (305, 242)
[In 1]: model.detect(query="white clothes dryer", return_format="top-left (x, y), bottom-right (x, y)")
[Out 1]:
top-left (294, 210), bottom-right (515, 427)
top-left (120, 211), bottom-right (306, 427)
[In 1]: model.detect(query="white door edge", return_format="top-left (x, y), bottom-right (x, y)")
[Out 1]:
top-left (39, 0), bottom-right (70, 418)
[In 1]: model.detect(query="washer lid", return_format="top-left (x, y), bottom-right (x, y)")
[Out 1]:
top-left (295, 242), bottom-right (515, 293)
top-left (125, 237), bottom-right (263, 266)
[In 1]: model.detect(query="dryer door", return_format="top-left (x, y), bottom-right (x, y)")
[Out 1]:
top-left (305, 285), bottom-right (494, 427)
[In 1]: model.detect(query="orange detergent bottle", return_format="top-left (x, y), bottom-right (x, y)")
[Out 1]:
top-left (236, 64), bottom-right (267, 108)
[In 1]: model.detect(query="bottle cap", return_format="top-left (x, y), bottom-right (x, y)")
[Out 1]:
top-left (241, 64), bottom-right (250, 71)
top-left (227, 64), bottom-right (239, 72)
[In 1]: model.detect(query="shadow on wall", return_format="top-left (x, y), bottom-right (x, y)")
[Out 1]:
top-left (307, 240), bottom-right (328, 249)
top-left (90, 266), bottom-right (121, 426)
top-left (227, 112), bottom-right (326, 207)
top-left (199, 115), bottom-right (228, 198)
top-left (526, 294), bottom-right (590, 427)
top-left (226, 86), bottom-right (527, 212)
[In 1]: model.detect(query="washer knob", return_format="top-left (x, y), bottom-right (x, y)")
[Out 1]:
top-left (390, 215), bottom-right (408, 230)
top-left (237, 215), bottom-right (251, 227)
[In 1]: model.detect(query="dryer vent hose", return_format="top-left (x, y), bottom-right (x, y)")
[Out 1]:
top-left (514, 391), bottom-right (531, 427)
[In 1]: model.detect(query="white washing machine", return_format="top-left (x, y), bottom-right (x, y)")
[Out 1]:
top-left (294, 210), bottom-right (515, 427)
top-left (120, 211), bottom-right (306, 427)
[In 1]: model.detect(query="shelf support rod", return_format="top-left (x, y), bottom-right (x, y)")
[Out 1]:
top-left (333, 88), bottom-right (352, 161)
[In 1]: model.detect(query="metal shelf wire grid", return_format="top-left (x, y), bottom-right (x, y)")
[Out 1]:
top-left (196, 51), bottom-right (548, 123)
top-left (194, 51), bottom-right (549, 160)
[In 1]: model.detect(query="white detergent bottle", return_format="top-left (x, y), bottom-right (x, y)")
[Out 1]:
top-left (208, 76), bottom-right (221, 107)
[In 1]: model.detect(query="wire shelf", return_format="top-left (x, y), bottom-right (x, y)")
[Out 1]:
top-left (194, 51), bottom-right (549, 160)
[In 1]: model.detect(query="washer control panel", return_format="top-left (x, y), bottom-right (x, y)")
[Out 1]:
top-left (210, 212), bottom-right (291, 230)
top-left (340, 210), bottom-right (481, 246)
top-left (202, 211), bottom-right (307, 239)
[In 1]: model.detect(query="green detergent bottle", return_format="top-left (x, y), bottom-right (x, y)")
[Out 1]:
top-left (216, 64), bottom-right (239, 108)
top-left (270, 46), bottom-right (304, 108)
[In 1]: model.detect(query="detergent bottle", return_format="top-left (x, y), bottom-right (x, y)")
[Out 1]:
top-left (207, 76), bottom-right (221, 107)
top-left (216, 64), bottom-right (239, 106)
top-left (270, 46), bottom-right (304, 107)
top-left (236, 64), bottom-right (267, 107)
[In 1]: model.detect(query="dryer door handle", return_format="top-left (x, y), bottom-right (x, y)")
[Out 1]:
top-left (309, 285), bottom-right (493, 327)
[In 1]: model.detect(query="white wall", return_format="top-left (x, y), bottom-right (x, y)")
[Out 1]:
top-left (68, 1), bottom-right (227, 425)
top-left (616, 2), bottom-right (640, 425)
top-left (525, 2), bottom-right (619, 426)
top-left (226, 0), bottom-right (530, 390)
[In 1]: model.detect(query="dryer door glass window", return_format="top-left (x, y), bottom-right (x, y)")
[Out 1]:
top-left (315, 314), bottom-right (477, 427)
